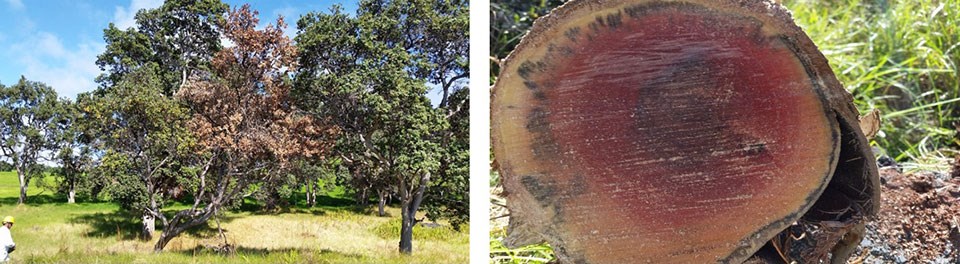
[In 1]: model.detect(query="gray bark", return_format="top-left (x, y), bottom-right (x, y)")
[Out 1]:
top-left (67, 185), bottom-right (76, 204)
top-left (16, 165), bottom-right (27, 204)
top-left (142, 213), bottom-right (155, 240)
top-left (378, 190), bottom-right (387, 217)
top-left (399, 172), bottom-right (430, 254)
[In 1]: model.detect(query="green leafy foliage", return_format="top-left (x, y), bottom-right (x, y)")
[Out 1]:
top-left (424, 87), bottom-right (470, 229)
top-left (96, 0), bottom-right (228, 95)
top-left (0, 77), bottom-right (66, 204)
top-left (88, 0), bottom-right (228, 243)
top-left (0, 0), bottom-right (468, 257)
top-left (294, 0), bottom-right (469, 254)
top-left (93, 65), bottom-right (194, 210)
top-left (52, 100), bottom-right (97, 203)
top-left (81, 63), bottom-right (197, 242)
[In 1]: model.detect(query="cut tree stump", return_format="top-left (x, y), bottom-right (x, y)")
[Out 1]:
top-left (491, 0), bottom-right (881, 263)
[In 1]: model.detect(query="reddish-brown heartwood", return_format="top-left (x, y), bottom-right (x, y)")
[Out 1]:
top-left (491, 0), bottom-right (879, 263)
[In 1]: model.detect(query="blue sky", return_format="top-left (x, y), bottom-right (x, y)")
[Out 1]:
top-left (0, 0), bottom-right (360, 100)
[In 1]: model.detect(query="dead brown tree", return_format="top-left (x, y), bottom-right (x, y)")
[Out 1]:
top-left (156, 5), bottom-right (336, 251)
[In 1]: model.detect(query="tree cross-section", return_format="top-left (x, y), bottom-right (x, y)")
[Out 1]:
top-left (491, 0), bottom-right (880, 263)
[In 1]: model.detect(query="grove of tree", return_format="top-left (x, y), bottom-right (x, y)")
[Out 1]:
top-left (0, 0), bottom-right (468, 255)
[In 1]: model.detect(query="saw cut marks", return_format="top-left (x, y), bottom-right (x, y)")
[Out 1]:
top-left (491, 0), bottom-right (880, 263)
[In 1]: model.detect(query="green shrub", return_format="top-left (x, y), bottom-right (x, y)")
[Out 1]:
top-left (788, 0), bottom-right (960, 168)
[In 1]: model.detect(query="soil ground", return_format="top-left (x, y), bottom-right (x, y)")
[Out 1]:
top-left (853, 161), bottom-right (960, 264)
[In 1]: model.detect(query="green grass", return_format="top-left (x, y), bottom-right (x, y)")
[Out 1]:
top-left (0, 171), bottom-right (468, 263)
top-left (370, 219), bottom-right (468, 242)
top-left (489, 226), bottom-right (553, 264)
top-left (787, 0), bottom-right (960, 170)
top-left (489, 171), bottom-right (555, 264)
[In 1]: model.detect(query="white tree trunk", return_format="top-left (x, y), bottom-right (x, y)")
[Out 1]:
top-left (68, 186), bottom-right (76, 204)
top-left (16, 165), bottom-right (27, 204)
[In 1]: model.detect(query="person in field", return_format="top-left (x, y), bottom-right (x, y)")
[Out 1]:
top-left (0, 216), bottom-right (14, 262)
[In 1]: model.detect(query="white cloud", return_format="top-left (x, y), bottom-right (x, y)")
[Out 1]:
top-left (5, 0), bottom-right (23, 9)
top-left (6, 32), bottom-right (104, 99)
top-left (112, 0), bottom-right (163, 29)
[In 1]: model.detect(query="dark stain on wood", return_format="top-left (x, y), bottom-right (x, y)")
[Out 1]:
top-left (521, 175), bottom-right (557, 208)
top-left (550, 236), bottom-right (588, 264)
top-left (606, 12), bottom-right (623, 29)
top-left (526, 107), bottom-right (560, 159)
top-left (532, 90), bottom-right (547, 101)
top-left (518, 61), bottom-right (535, 79)
top-left (517, 60), bottom-right (548, 80)
top-left (564, 27), bottom-right (581, 42)
top-left (523, 80), bottom-right (539, 90)
top-left (569, 174), bottom-right (587, 196)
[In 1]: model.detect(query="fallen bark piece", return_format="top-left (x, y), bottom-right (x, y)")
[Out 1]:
top-left (491, 0), bottom-right (880, 263)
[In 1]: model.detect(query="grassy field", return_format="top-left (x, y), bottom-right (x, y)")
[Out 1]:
top-left (0, 171), bottom-right (468, 263)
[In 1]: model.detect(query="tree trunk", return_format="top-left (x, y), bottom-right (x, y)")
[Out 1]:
top-left (67, 183), bottom-right (76, 204)
top-left (154, 209), bottom-right (216, 252)
top-left (15, 165), bottom-right (27, 204)
top-left (399, 205), bottom-right (415, 254)
top-left (155, 225), bottom-right (179, 251)
top-left (357, 187), bottom-right (369, 206)
top-left (398, 172), bottom-right (429, 254)
top-left (490, 0), bottom-right (880, 263)
top-left (142, 195), bottom-right (158, 240)
top-left (311, 182), bottom-right (319, 206)
top-left (91, 182), bottom-right (103, 201)
top-left (142, 213), bottom-right (155, 240)
top-left (377, 189), bottom-right (387, 217)
top-left (306, 182), bottom-right (315, 207)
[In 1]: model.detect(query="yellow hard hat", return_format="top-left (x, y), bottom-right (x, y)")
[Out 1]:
top-left (3, 216), bottom-right (13, 224)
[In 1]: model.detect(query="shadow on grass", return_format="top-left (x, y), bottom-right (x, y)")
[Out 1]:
top-left (69, 209), bottom-right (242, 241)
top-left (22, 246), bottom-right (370, 263)
top-left (69, 211), bottom-right (142, 240)
top-left (299, 194), bottom-right (357, 208)
top-left (230, 194), bottom-right (375, 216)
top-left (179, 213), bottom-right (242, 239)
top-left (0, 194), bottom-right (64, 206)
top-left (176, 245), bottom-right (367, 260)
top-left (254, 194), bottom-right (357, 209)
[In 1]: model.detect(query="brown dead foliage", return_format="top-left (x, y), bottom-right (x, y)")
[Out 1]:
top-left (176, 4), bottom-right (337, 166)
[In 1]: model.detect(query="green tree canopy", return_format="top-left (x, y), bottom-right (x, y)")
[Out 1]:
top-left (53, 99), bottom-right (97, 204)
top-left (88, 64), bottom-right (195, 240)
top-left (90, 0), bottom-right (228, 241)
top-left (96, 0), bottom-right (228, 95)
top-left (294, 0), bottom-right (469, 254)
top-left (0, 77), bottom-right (66, 204)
